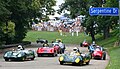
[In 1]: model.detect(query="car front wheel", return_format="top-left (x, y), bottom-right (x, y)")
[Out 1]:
top-left (5, 58), bottom-right (9, 61)
top-left (60, 61), bottom-right (64, 65)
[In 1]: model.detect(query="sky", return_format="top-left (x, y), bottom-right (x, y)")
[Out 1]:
top-left (53, 0), bottom-right (64, 10)
top-left (51, 0), bottom-right (65, 17)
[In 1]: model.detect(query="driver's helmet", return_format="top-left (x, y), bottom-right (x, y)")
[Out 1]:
top-left (43, 43), bottom-right (48, 47)
top-left (56, 39), bottom-right (62, 43)
top-left (17, 45), bottom-right (23, 50)
top-left (92, 41), bottom-right (96, 46)
top-left (44, 44), bottom-right (47, 46)
top-left (73, 47), bottom-right (79, 53)
top-left (12, 49), bottom-right (15, 51)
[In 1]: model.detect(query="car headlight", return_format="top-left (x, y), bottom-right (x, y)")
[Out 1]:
top-left (59, 56), bottom-right (64, 61)
top-left (4, 53), bottom-right (8, 57)
top-left (17, 54), bottom-right (22, 57)
top-left (75, 58), bottom-right (80, 63)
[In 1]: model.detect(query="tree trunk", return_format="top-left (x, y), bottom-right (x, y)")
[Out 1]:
top-left (103, 26), bottom-right (110, 39)
top-left (90, 28), bottom-right (95, 41)
top-left (89, 23), bottom-right (95, 41)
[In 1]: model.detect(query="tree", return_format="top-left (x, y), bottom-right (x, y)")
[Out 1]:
top-left (63, 13), bottom-right (70, 18)
top-left (10, 0), bottom-right (56, 43)
top-left (94, 0), bottom-right (118, 39)
top-left (58, 0), bottom-right (103, 41)
top-left (58, 0), bottom-right (119, 41)
top-left (58, 0), bottom-right (88, 18)
top-left (0, 0), bottom-right (11, 45)
top-left (0, 0), bottom-right (56, 44)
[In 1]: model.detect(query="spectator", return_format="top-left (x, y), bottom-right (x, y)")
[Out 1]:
top-left (71, 27), bottom-right (74, 36)
top-left (59, 42), bottom-right (65, 54)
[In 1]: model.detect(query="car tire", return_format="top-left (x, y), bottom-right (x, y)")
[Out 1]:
top-left (22, 57), bottom-right (25, 61)
top-left (60, 61), bottom-right (64, 65)
top-left (55, 52), bottom-right (58, 56)
top-left (60, 49), bottom-right (62, 54)
top-left (52, 53), bottom-right (56, 57)
top-left (72, 63), bottom-right (76, 65)
top-left (103, 53), bottom-right (106, 60)
top-left (31, 58), bottom-right (34, 60)
top-left (58, 49), bottom-right (60, 54)
top-left (36, 41), bottom-right (39, 43)
top-left (86, 60), bottom-right (90, 65)
top-left (79, 61), bottom-right (83, 66)
top-left (5, 58), bottom-right (9, 61)
top-left (37, 54), bottom-right (41, 57)
top-left (80, 43), bottom-right (83, 47)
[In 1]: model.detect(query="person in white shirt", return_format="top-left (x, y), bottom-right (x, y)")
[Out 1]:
top-left (59, 42), bottom-right (65, 54)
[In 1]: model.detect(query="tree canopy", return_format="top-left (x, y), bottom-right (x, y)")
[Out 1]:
top-left (0, 0), bottom-right (56, 44)
top-left (58, 0), bottom-right (119, 41)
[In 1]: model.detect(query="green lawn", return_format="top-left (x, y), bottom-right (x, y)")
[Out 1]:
top-left (24, 31), bottom-right (92, 44)
top-left (24, 30), bottom-right (120, 69)
top-left (106, 47), bottom-right (120, 69)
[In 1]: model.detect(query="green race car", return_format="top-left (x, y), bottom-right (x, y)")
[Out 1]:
top-left (58, 52), bottom-right (91, 66)
top-left (3, 49), bottom-right (35, 61)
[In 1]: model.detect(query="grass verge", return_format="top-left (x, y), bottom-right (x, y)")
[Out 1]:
top-left (106, 47), bottom-right (120, 69)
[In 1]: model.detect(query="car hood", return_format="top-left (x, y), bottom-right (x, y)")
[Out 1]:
top-left (61, 54), bottom-right (82, 61)
top-left (39, 47), bottom-right (54, 50)
top-left (4, 51), bottom-right (25, 57)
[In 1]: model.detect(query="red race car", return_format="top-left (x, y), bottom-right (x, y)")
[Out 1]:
top-left (37, 44), bottom-right (58, 57)
top-left (92, 46), bottom-right (106, 60)
top-left (52, 43), bottom-right (61, 54)
top-left (80, 40), bottom-right (90, 47)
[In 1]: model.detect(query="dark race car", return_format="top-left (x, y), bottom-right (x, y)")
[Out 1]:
top-left (3, 49), bottom-right (35, 61)
top-left (37, 44), bottom-right (58, 57)
top-left (92, 46), bottom-right (106, 60)
top-left (36, 38), bottom-right (48, 44)
top-left (58, 52), bottom-right (91, 66)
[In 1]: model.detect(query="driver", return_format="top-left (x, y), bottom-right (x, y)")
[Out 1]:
top-left (92, 41), bottom-right (96, 46)
top-left (43, 43), bottom-right (49, 47)
top-left (17, 45), bottom-right (24, 50)
top-left (70, 47), bottom-right (80, 56)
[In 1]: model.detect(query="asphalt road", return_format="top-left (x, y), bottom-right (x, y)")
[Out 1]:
top-left (0, 43), bottom-right (109, 69)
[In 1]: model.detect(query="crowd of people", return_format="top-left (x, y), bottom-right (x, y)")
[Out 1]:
top-left (31, 18), bottom-right (86, 36)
